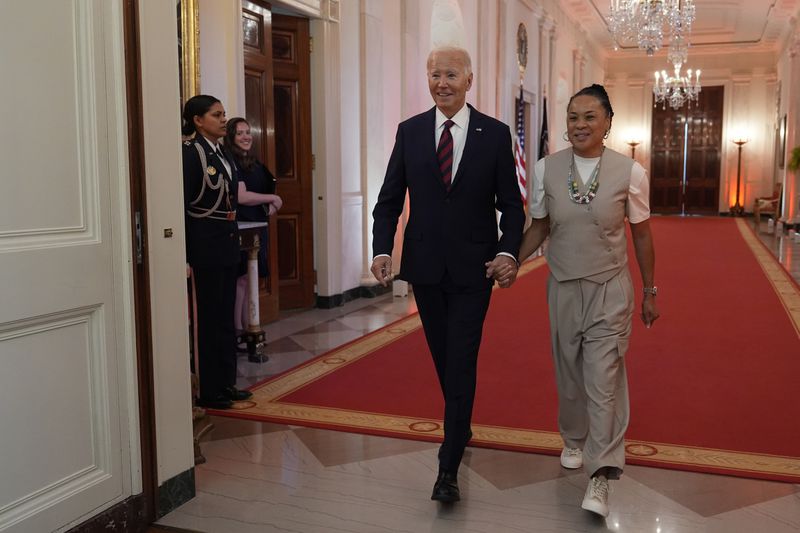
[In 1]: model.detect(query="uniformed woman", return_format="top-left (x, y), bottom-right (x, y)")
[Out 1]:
top-left (513, 84), bottom-right (659, 517)
top-left (182, 94), bottom-right (253, 409)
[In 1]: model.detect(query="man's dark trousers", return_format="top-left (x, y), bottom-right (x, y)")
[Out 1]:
top-left (414, 271), bottom-right (492, 473)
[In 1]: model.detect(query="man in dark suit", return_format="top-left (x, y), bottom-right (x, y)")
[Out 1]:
top-left (371, 47), bottom-right (525, 503)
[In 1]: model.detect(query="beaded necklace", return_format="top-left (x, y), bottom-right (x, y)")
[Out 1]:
top-left (568, 147), bottom-right (604, 204)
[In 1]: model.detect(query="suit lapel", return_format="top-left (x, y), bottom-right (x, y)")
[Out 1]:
top-left (450, 104), bottom-right (482, 193)
top-left (422, 107), bottom-right (448, 192)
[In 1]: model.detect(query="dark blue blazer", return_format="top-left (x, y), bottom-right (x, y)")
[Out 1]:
top-left (372, 104), bottom-right (524, 288)
top-left (182, 135), bottom-right (240, 268)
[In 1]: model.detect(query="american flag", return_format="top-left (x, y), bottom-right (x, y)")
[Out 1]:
top-left (514, 86), bottom-right (527, 202)
top-left (539, 95), bottom-right (549, 158)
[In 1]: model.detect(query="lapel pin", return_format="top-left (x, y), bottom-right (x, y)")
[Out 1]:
top-left (475, 128), bottom-right (482, 132)
top-left (207, 166), bottom-right (217, 175)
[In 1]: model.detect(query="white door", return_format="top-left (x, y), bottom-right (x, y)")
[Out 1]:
top-left (0, 1), bottom-right (137, 532)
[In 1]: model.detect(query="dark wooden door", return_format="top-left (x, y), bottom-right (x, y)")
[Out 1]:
top-left (272, 14), bottom-right (314, 309)
top-left (650, 107), bottom-right (686, 214)
top-left (242, 0), bottom-right (279, 322)
top-left (685, 86), bottom-right (723, 214)
top-left (650, 85), bottom-right (723, 214)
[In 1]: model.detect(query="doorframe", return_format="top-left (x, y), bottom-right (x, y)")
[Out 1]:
top-left (122, 0), bottom-right (159, 522)
top-left (65, 2), bottom-right (158, 531)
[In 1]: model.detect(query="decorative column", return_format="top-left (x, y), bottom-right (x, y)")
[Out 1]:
top-left (572, 46), bottom-right (586, 91)
top-left (539, 14), bottom-right (556, 149)
top-left (359, 0), bottom-right (403, 295)
top-left (538, 14), bottom-right (549, 105)
top-left (548, 18), bottom-right (558, 119)
top-left (309, 0), bottom-right (345, 299)
top-left (785, 25), bottom-right (800, 225)
top-left (629, 78), bottom-right (645, 157)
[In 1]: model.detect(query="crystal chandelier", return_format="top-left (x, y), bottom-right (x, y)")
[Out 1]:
top-left (609, 0), bottom-right (696, 56)
top-left (667, 33), bottom-right (689, 68)
top-left (653, 66), bottom-right (701, 109)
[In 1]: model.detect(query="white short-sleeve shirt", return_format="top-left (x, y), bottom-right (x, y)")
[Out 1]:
top-left (530, 154), bottom-right (650, 224)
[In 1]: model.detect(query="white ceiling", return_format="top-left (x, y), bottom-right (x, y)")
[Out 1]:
top-left (557, 0), bottom-right (800, 57)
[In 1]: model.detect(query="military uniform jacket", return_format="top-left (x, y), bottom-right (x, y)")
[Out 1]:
top-left (182, 135), bottom-right (240, 268)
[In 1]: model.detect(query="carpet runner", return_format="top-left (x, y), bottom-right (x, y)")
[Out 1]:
top-left (213, 218), bottom-right (800, 482)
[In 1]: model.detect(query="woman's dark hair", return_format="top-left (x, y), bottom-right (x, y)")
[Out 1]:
top-left (181, 94), bottom-right (221, 136)
top-left (224, 117), bottom-right (255, 171)
top-left (568, 84), bottom-right (614, 120)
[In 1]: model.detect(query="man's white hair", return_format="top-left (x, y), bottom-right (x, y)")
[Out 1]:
top-left (427, 46), bottom-right (473, 75)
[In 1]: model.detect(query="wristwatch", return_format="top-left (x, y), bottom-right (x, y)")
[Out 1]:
top-left (643, 286), bottom-right (658, 296)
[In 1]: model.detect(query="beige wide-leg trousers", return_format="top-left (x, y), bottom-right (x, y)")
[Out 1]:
top-left (546, 268), bottom-right (634, 479)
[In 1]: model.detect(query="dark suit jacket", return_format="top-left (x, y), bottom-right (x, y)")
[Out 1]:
top-left (372, 104), bottom-right (524, 288)
top-left (183, 135), bottom-right (240, 268)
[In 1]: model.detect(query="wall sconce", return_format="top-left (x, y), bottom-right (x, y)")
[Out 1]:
top-left (731, 135), bottom-right (749, 216)
top-left (624, 129), bottom-right (643, 160)
top-left (626, 140), bottom-right (641, 159)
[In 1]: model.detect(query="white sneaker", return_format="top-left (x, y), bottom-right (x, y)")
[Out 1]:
top-left (560, 447), bottom-right (583, 469)
top-left (581, 476), bottom-right (610, 517)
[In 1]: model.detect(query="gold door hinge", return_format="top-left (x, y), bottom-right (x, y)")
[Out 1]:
top-left (309, 37), bottom-right (314, 53)
top-left (312, 154), bottom-right (316, 170)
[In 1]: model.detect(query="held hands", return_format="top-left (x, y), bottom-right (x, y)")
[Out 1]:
top-left (370, 256), bottom-right (394, 287)
top-left (485, 255), bottom-right (518, 288)
top-left (641, 295), bottom-right (660, 328)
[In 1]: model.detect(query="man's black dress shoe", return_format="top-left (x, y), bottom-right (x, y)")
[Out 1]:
top-left (197, 395), bottom-right (233, 410)
top-left (431, 471), bottom-right (460, 502)
top-left (223, 386), bottom-right (253, 401)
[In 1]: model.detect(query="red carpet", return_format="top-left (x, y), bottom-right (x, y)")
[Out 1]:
top-left (218, 218), bottom-right (800, 482)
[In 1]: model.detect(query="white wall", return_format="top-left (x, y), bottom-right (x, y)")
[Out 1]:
top-left (309, 0), bottom-right (607, 296)
top-left (199, 0), bottom-right (246, 117)
top-left (189, 0), bottom-right (607, 302)
top-left (139, 1), bottom-right (195, 485)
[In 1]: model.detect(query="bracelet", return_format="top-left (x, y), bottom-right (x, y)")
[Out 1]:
top-left (643, 286), bottom-right (658, 296)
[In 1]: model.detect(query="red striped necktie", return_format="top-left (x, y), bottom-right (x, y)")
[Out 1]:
top-left (437, 119), bottom-right (455, 190)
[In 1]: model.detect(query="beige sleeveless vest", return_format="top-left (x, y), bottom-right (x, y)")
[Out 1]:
top-left (543, 147), bottom-right (634, 283)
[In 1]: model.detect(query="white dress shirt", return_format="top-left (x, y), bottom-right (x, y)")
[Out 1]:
top-left (201, 134), bottom-right (232, 177)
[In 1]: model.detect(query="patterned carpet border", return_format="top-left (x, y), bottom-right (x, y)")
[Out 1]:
top-left (215, 232), bottom-right (800, 482)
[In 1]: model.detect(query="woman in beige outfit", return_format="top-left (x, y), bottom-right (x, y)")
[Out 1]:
top-left (513, 84), bottom-right (660, 518)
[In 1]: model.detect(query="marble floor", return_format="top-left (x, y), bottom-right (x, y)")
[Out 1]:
top-left (754, 219), bottom-right (800, 282)
top-left (158, 217), bottom-right (800, 533)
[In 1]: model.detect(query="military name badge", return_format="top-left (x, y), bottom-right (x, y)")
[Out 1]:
top-left (207, 165), bottom-right (217, 176)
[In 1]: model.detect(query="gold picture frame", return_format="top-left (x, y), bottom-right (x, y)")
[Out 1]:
top-left (178, 0), bottom-right (200, 104)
